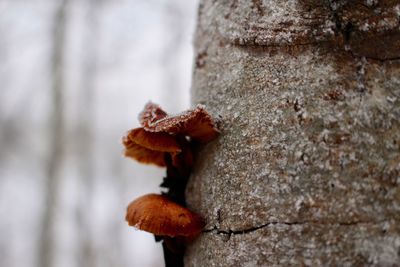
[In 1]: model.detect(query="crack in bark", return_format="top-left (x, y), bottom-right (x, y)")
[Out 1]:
top-left (232, 40), bottom-right (332, 48)
top-left (347, 49), bottom-right (400, 62)
top-left (203, 222), bottom-right (273, 235)
top-left (202, 220), bottom-right (388, 236)
top-left (233, 39), bottom-right (400, 62)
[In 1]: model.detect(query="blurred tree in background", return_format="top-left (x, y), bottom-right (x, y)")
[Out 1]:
top-left (0, 0), bottom-right (198, 266)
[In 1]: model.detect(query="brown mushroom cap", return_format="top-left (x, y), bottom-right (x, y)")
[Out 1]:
top-left (140, 103), bottom-right (220, 143)
top-left (125, 194), bottom-right (205, 237)
top-left (126, 127), bottom-right (181, 153)
top-left (123, 139), bottom-right (166, 167)
top-left (139, 102), bottom-right (168, 128)
top-left (122, 128), bottom-right (181, 167)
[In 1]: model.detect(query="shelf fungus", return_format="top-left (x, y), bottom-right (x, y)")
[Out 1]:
top-left (139, 102), bottom-right (220, 143)
top-left (126, 194), bottom-right (205, 237)
top-left (123, 102), bottom-right (219, 168)
top-left (123, 127), bottom-right (181, 167)
top-left (122, 102), bottom-right (219, 267)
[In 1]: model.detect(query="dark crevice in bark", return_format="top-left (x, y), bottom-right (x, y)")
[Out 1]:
top-left (361, 56), bottom-right (400, 62)
top-left (232, 40), bottom-right (331, 48)
top-left (326, 1), bottom-right (354, 42)
top-left (325, 1), bottom-right (400, 61)
top-left (233, 39), bottom-right (400, 63)
top-left (328, 4), bottom-right (342, 35)
top-left (347, 49), bottom-right (400, 63)
top-left (203, 223), bottom-right (272, 235)
top-left (202, 220), bottom-right (390, 236)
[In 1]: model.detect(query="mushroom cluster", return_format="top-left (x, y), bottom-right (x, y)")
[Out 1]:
top-left (122, 102), bottom-right (219, 266)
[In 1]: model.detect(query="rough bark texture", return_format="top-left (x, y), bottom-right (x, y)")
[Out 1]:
top-left (185, 1), bottom-right (400, 266)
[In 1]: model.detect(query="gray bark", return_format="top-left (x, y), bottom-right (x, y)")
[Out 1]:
top-left (185, 1), bottom-right (400, 266)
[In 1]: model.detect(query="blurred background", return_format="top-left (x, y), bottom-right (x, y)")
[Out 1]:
top-left (0, 0), bottom-right (199, 266)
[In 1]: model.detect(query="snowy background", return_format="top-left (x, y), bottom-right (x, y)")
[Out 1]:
top-left (0, 0), bottom-right (198, 266)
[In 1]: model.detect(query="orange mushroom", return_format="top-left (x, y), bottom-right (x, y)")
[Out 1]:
top-left (123, 103), bottom-right (219, 167)
top-left (126, 128), bottom-right (181, 153)
top-left (139, 102), bottom-right (168, 128)
top-left (125, 194), bottom-right (205, 237)
top-left (122, 102), bottom-right (220, 266)
top-left (123, 141), bottom-right (165, 167)
top-left (122, 128), bottom-right (181, 167)
top-left (139, 103), bottom-right (220, 143)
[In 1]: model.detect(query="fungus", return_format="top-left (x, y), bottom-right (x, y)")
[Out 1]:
top-left (139, 102), bottom-right (220, 143)
top-left (123, 140), bottom-right (166, 167)
top-left (139, 102), bottom-right (168, 128)
top-left (122, 102), bottom-right (220, 267)
top-left (126, 194), bottom-right (205, 237)
top-left (127, 128), bottom-right (181, 153)
top-left (123, 127), bottom-right (181, 167)
top-left (123, 102), bottom-right (219, 167)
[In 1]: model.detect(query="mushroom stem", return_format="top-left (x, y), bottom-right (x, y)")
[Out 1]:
top-left (162, 240), bottom-right (184, 267)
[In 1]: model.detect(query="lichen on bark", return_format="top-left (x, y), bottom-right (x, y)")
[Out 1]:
top-left (185, 0), bottom-right (400, 266)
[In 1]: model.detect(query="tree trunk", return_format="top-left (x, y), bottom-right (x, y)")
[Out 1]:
top-left (185, 1), bottom-right (400, 266)
top-left (38, 1), bottom-right (68, 267)
top-left (75, 0), bottom-right (99, 266)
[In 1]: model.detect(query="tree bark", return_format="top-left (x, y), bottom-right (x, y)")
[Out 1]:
top-left (185, 1), bottom-right (400, 266)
